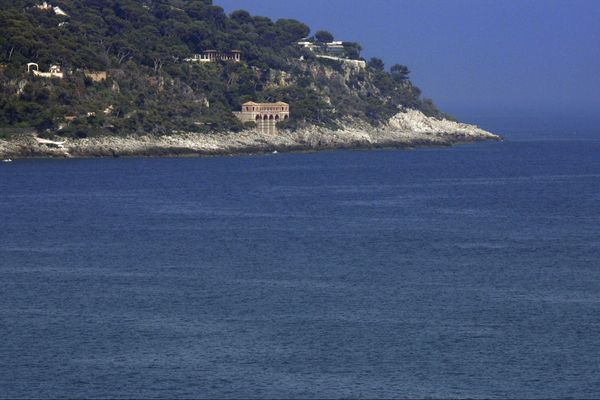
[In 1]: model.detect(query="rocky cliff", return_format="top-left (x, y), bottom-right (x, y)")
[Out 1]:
top-left (0, 109), bottom-right (499, 159)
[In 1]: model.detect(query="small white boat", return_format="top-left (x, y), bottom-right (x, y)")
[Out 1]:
top-left (2, 159), bottom-right (12, 163)
top-left (272, 150), bottom-right (278, 154)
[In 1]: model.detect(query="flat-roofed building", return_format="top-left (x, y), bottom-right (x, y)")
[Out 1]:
top-left (297, 40), bottom-right (345, 56)
top-left (27, 62), bottom-right (64, 79)
top-left (235, 101), bottom-right (290, 134)
top-left (185, 50), bottom-right (241, 63)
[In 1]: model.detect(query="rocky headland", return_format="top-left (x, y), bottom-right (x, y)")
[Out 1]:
top-left (1, 0), bottom-right (502, 161)
top-left (0, 109), bottom-right (499, 159)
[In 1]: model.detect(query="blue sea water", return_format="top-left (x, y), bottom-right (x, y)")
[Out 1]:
top-left (1, 140), bottom-right (600, 398)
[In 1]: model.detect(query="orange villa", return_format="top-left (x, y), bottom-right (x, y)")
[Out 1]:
top-left (234, 101), bottom-right (290, 134)
top-left (236, 101), bottom-right (289, 122)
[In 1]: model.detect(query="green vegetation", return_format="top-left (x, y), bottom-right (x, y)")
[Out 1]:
top-left (314, 30), bottom-right (334, 43)
top-left (0, 0), bottom-right (451, 137)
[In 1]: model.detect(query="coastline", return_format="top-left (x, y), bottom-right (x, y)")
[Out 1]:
top-left (0, 109), bottom-right (501, 159)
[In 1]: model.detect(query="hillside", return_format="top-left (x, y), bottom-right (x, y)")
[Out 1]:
top-left (0, 0), bottom-right (498, 157)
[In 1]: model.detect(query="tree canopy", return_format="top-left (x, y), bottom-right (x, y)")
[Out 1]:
top-left (315, 30), bottom-right (334, 43)
top-left (390, 64), bottom-right (410, 82)
top-left (0, 0), bottom-right (451, 137)
top-left (368, 57), bottom-right (385, 71)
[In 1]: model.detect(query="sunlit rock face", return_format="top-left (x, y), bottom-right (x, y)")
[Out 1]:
top-left (387, 109), bottom-right (498, 139)
top-left (0, 111), bottom-right (499, 159)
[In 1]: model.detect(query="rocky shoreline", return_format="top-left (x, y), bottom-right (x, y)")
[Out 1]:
top-left (0, 109), bottom-right (500, 159)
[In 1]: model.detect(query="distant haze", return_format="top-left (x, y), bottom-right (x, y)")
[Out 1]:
top-left (217, 0), bottom-right (600, 123)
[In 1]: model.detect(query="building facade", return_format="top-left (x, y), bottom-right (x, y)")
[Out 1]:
top-left (27, 63), bottom-right (64, 79)
top-left (35, 2), bottom-right (69, 16)
top-left (185, 50), bottom-right (241, 63)
top-left (235, 101), bottom-right (290, 134)
top-left (297, 40), bottom-right (345, 56)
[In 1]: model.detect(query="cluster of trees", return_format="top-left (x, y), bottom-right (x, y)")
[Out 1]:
top-left (0, 0), bottom-right (451, 137)
top-left (0, 0), bottom-right (313, 72)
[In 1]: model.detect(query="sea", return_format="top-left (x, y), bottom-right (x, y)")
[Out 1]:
top-left (1, 114), bottom-right (600, 398)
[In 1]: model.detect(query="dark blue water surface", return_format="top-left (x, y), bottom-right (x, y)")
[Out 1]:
top-left (2, 141), bottom-right (600, 398)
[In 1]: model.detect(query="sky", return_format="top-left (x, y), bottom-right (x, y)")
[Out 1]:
top-left (215, 0), bottom-right (600, 122)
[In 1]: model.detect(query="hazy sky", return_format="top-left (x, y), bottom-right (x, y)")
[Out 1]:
top-left (216, 0), bottom-right (600, 117)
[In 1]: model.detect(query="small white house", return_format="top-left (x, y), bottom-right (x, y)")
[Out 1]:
top-left (53, 6), bottom-right (68, 16)
top-left (185, 50), bottom-right (241, 63)
top-left (27, 62), bottom-right (64, 79)
top-left (297, 40), bottom-right (345, 56)
top-left (34, 2), bottom-right (69, 17)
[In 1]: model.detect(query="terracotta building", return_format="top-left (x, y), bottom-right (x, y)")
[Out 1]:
top-left (235, 101), bottom-right (290, 134)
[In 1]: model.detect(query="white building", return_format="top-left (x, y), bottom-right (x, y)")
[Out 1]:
top-left (27, 63), bottom-right (64, 79)
top-left (34, 2), bottom-right (69, 17)
top-left (53, 6), bottom-right (68, 16)
top-left (297, 40), bottom-right (345, 56)
top-left (185, 50), bottom-right (241, 63)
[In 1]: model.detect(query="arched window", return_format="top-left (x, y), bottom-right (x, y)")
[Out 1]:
top-left (269, 115), bottom-right (274, 120)
top-left (255, 115), bottom-right (261, 120)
